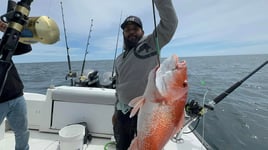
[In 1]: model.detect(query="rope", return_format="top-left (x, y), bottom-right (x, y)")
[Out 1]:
top-left (104, 141), bottom-right (116, 150)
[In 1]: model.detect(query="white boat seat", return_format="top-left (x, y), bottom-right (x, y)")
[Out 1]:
top-left (51, 86), bottom-right (116, 105)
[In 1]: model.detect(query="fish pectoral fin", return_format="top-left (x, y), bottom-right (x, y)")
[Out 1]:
top-left (128, 96), bottom-right (144, 107)
top-left (128, 96), bottom-right (145, 118)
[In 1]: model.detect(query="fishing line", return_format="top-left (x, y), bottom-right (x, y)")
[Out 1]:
top-left (183, 89), bottom-right (209, 135)
top-left (201, 89), bottom-right (209, 147)
top-left (187, 73), bottom-right (223, 102)
top-left (151, 0), bottom-right (161, 66)
top-left (182, 60), bottom-right (268, 144)
top-left (182, 118), bottom-right (200, 134)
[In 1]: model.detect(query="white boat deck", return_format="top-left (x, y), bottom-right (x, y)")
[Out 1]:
top-left (0, 87), bottom-right (211, 150)
top-left (0, 129), bottom-right (113, 150)
top-left (0, 127), bottom-right (209, 150)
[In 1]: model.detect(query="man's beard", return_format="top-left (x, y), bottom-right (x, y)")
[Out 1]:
top-left (124, 35), bottom-right (142, 50)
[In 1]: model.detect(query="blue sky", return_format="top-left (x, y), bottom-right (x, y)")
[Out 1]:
top-left (1, 0), bottom-right (268, 63)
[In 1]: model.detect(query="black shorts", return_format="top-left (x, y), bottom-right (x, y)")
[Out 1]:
top-left (113, 109), bottom-right (137, 150)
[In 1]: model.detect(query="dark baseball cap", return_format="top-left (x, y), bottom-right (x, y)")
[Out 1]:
top-left (121, 16), bottom-right (143, 29)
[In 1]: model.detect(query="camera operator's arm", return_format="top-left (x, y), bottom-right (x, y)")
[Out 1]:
top-left (0, 20), bottom-right (32, 55)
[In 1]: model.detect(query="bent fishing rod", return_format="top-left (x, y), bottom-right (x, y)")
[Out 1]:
top-left (184, 60), bottom-right (268, 128)
top-left (60, 1), bottom-right (76, 86)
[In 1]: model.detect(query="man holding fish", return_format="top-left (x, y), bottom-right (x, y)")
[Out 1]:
top-left (113, 0), bottom-right (179, 149)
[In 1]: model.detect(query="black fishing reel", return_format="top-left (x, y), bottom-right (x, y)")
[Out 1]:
top-left (185, 100), bottom-right (204, 118)
top-left (73, 70), bottom-right (116, 89)
top-left (185, 99), bottom-right (216, 118)
top-left (87, 70), bottom-right (100, 87)
top-left (74, 70), bottom-right (100, 87)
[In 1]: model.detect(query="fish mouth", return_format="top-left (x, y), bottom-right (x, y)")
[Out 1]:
top-left (172, 58), bottom-right (188, 88)
top-left (155, 54), bottom-right (188, 102)
top-left (172, 56), bottom-right (181, 71)
top-left (175, 59), bottom-right (186, 70)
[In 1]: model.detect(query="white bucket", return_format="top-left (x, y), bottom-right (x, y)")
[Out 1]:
top-left (59, 124), bottom-right (85, 150)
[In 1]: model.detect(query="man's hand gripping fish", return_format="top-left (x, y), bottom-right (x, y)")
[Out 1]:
top-left (128, 54), bottom-right (188, 150)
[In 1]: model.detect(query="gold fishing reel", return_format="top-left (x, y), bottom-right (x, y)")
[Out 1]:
top-left (19, 16), bottom-right (60, 44)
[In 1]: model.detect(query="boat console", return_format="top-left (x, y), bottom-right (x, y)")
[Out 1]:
top-left (25, 86), bottom-right (116, 138)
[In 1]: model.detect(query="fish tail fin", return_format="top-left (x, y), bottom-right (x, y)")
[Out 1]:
top-left (128, 96), bottom-right (145, 118)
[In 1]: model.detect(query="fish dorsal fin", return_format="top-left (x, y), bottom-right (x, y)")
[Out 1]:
top-left (128, 96), bottom-right (145, 118)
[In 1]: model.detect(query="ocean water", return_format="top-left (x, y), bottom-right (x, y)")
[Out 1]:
top-left (16, 54), bottom-right (268, 150)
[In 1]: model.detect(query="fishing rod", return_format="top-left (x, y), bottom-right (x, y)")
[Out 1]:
top-left (151, 0), bottom-right (161, 66)
top-left (80, 19), bottom-right (93, 79)
top-left (0, 0), bottom-right (33, 96)
top-left (206, 60), bottom-right (268, 110)
top-left (172, 60), bottom-right (268, 142)
top-left (60, 1), bottom-right (76, 86)
top-left (111, 11), bottom-right (123, 78)
top-left (171, 60), bottom-right (268, 142)
top-left (0, 0), bottom-right (33, 59)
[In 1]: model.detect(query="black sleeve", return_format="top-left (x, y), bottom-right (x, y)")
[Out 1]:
top-left (0, 62), bottom-right (24, 102)
top-left (13, 42), bottom-right (32, 55)
top-left (0, 38), bottom-right (32, 55)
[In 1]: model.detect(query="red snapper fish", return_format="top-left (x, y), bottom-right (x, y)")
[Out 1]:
top-left (128, 54), bottom-right (188, 150)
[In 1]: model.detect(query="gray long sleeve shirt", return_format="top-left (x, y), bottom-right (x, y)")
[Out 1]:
top-left (115, 0), bottom-right (178, 113)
